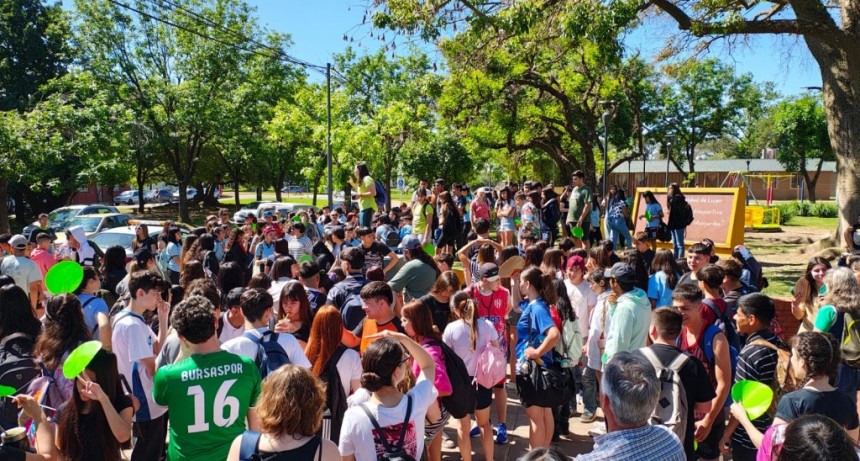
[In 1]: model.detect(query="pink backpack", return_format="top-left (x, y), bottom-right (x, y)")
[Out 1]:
top-left (475, 343), bottom-right (507, 388)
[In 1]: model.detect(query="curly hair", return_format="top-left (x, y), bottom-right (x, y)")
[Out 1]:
top-left (791, 332), bottom-right (840, 381)
top-left (170, 295), bottom-right (215, 344)
top-left (257, 365), bottom-right (325, 437)
top-left (822, 267), bottom-right (860, 316)
top-left (34, 294), bottom-right (92, 370)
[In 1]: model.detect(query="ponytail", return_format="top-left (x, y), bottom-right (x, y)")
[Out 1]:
top-left (450, 290), bottom-right (479, 351)
top-left (521, 267), bottom-right (558, 305)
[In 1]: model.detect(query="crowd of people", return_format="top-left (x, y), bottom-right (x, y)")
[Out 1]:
top-left (0, 163), bottom-right (859, 461)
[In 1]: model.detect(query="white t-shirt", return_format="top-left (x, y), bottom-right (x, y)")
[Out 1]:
top-left (566, 278), bottom-right (596, 340)
top-left (335, 348), bottom-right (363, 396)
top-left (218, 313), bottom-right (245, 344)
top-left (220, 327), bottom-right (311, 368)
top-left (111, 311), bottom-right (167, 421)
top-left (0, 256), bottom-right (42, 296)
top-left (339, 377), bottom-right (438, 461)
top-left (442, 319), bottom-right (498, 376)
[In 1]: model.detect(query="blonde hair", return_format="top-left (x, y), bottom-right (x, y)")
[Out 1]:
top-left (256, 365), bottom-right (325, 437)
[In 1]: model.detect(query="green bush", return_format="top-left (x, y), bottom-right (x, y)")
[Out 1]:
top-left (793, 201), bottom-right (811, 217)
top-left (810, 202), bottom-right (838, 218)
top-left (771, 204), bottom-right (796, 225)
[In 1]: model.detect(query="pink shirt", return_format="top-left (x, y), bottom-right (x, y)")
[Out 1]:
top-left (413, 339), bottom-right (452, 396)
top-left (470, 200), bottom-right (490, 222)
top-left (29, 248), bottom-right (55, 289)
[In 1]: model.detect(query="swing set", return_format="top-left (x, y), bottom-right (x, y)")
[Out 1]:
top-left (722, 171), bottom-right (796, 230)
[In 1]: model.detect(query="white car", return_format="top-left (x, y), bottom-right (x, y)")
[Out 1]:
top-left (114, 190), bottom-right (141, 205)
top-left (173, 188), bottom-right (198, 200)
top-left (23, 204), bottom-right (119, 241)
top-left (90, 220), bottom-right (191, 258)
top-left (232, 201), bottom-right (275, 225)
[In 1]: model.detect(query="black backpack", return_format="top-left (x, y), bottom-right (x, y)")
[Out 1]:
top-left (340, 285), bottom-right (368, 332)
top-left (320, 346), bottom-right (348, 443)
top-left (359, 395), bottom-right (416, 461)
top-left (431, 340), bottom-right (477, 419)
top-left (0, 334), bottom-right (38, 427)
top-left (682, 201), bottom-right (694, 226)
top-left (242, 331), bottom-right (291, 379)
top-left (383, 226), bottom-right (401, 248)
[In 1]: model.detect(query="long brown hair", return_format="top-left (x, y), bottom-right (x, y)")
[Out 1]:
top-left (402, 300), bottom-right (441, 342)
top-left (279, 281), bottom-right (312, 324)
top-left (520, 266), bottom-right (558, 305)
top-left (57, 349), bottom-right (124, 461)
top-left (34, 294), bottom-right (92, 370)
top-left (305, 306), bottom-right (344, 377)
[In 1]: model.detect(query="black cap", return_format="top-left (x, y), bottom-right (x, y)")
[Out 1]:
top-left (605, 262), bottom-right (636, 285)
top-left (478, 263), bottom-right (500, 281)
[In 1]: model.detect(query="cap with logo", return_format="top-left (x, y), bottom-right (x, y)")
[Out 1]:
top-left (399, 235), bottom-right (422, 250)
top-left (478, 263), bottom-right (500, 282)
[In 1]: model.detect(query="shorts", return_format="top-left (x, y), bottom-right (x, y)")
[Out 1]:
top-left (499, 218), bottom-right (515, 232)
top-left (475, 383), bottom-right (493, 410)
top-left (645, 226), bottom-right (659, 240)
top-left (425, 406), bottom-right (450, 439)
top-left (695, 409), bottom-right (727, 460)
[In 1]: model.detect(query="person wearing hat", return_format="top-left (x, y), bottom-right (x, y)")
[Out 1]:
top-left (254, 226), bottom-right (277, 271)
top-left (262, 210), bottom-right (284, 238)
top-left (0, 234), bottom-right (43, 313)
top-left (388, 235), bottom-right (440, 308)
top-left (601, 262), bottom-right (651, 369)
top-left (467, 261), bottom-right (512, 444)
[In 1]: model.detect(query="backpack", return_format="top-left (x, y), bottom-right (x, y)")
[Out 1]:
top-left (474, 342), bottom-right (507, 389)
top-left (842, 311), bottom-right (860, 368)
top-left (242, 331), bottom-right (290, 379)
top-left (24, 360), bottom-right (73, 442)
top-left (682, 201), bottom-right (694, 227)
top-left (0, 334), bottom-right (38, 427)
top-left (383, 225), bottom-right (401, 248)
top-left (702, 298), bottom-right (741, 352)
top-left (748, 339), bottom-right (799, 417)
top-left (431, 340), bottom-right (477, 419)
top-left (374, 180), bottom-right (388, 209)
top-left (239, 430), bottom-right (322, 461)
top-left (340, 284), bottom-right (368, 332)
top-left (320, 346), bottom-right (348, 443)
top-left (701, 324), bottom-right (739, 404)
top-left (359, 395), bottom-right (416, 461)
top-left (640, 347), bottom-right (690, 442)
top-left (157, 248), bottom-right (171, 274)
top-left (202, 250), bottom-right (219, 280)
top-left (555, 315), bottom-right (584, 368)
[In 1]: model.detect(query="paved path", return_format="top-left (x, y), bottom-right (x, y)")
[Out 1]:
top-left (440, 382), bottom-right (600, 460)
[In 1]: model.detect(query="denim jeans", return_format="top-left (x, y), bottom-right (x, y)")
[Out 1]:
top-left (359, 208), bottom-right (374, 228)
top-left (607, 216), bottom-right (631, 249)
top-left (581, 366), bottom-right (599, 413)
top-left (671, 228), bottom-right (685, 259)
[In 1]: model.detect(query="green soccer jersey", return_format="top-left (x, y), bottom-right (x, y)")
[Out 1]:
top-left (153, 350), bottom-right (262, 461)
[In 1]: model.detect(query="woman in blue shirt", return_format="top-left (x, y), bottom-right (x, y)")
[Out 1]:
top-left (513, 267), bottom-right (561, 449)
top-left (647, 249), bottom-right (682, 309)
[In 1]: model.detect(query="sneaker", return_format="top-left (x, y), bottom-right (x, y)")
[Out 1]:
top-left (579, 410), bottom-right (596, 423)
top-left (495, 423), bottom-right (508, 444)
top-left (587, 422), bottom-right (607, 438)
top-left (470, 425), bottom-right (481, 438)
top-left (442, 432), bottom-right (457, 449)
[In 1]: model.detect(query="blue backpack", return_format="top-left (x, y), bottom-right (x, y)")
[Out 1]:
top-left (374, 180), bottom-right (388, 209)
top-left (701, 324), bottom-right (739, 407)
top-left (242, 331), bottom-right (290, 379)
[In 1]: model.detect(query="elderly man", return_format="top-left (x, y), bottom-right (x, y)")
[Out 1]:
top-left (576, 352), bottom-right (685, 460)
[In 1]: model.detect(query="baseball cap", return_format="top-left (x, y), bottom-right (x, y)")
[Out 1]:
top-left (263, 210), bottom-right (274, 218)
top-left (263, 226), bottom-right (277, 235)
top-left (566, 255), bottom-right (585, 270)
top-left (9, 235), bottom-right (27, 250)
top-left (399, 235), bottom-right (422, 250)
top-left (478, 263), bottom-right (500, 282)
top-left (134, 247), bottom-right (153, 266)
top-left (605, 262), bottom-right (636, 284)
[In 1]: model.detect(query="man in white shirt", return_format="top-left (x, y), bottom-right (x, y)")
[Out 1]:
top-left (0, 234), bottom-right (42, 313)
top-left (112, 270), bottom-right (171, 461)
top-left (221, 288), bottom-right (311, 369)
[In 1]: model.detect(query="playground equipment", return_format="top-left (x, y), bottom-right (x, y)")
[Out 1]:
top-left (721, 171), bottom-right (797, 206)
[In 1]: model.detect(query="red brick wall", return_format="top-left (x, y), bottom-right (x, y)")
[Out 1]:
top-left (773, 297), bottom-right (800, 342)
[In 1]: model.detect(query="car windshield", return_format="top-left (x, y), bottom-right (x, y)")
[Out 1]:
top-left (91, 232), bottom-right (134, 251)
top-left (48, 208), bottom-right (79, 228)
top-left (66, 217), bottom-right (103, 233)
top-left (242, 201), bottom-right (266, 211)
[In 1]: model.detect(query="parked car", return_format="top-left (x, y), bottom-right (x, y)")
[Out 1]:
top-left (280, 185), bottom-right (307, 193)
top-left (256, 202), bottom-right (311, 221)
top-left (23, 204), bottom-right (120, 241)
top-left (232, 201), bottom-right (274, 225)
top-left (90, 220), bottom-right (191, 258)
top-left (114, 190), bottom-right (141, 205)
top-left (53, 213), bottom-right (133, 246)
top-left (144, 189), bottom-right (174, 203)
top-left (172, 188), bottom-right (198, 200)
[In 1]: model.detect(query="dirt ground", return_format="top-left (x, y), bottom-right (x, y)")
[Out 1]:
top-left (745, 226), bottom-right (835, 299)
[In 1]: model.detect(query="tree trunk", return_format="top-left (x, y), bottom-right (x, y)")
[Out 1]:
top-left (137, 179), bottom-right (146, 215)
top-left (0, 177), bottom-right (10, 233)
top-left (274, 184), bottom-right (282, 203)
top-left (312, 173), bottom-right (322, 207)
top-left (233, 176), bottom-right (241, 210)
top-left (177, 178), bottom-right (190, 223)
top-left (803, 34), bottom-right (860, 245)
top-left (256, 187), bottom-right (262, 201)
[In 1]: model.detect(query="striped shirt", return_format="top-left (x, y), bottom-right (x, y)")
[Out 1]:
top-left (575, 424), bottom-right (685, 461)
top-left (731, 330), bottom-right (785, 450)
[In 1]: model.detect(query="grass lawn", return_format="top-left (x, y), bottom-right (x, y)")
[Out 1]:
top-left (783, 215), bottom-right (839, 231)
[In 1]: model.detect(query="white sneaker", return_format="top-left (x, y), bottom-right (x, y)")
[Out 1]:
top-left (587, 422), bottom-right (607, 438)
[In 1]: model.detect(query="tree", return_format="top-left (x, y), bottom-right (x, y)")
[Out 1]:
top-left (654, 58), bottom-right (773, 182)
top-left (0, 0), bottom-right (72, 112)
top-left (773, 95), bottom-right (833, 202)
top-left (75, 0), bottom-right (292, 222)
top-left (401, 135), bottom-right (475, 186)
top-left (368, 0), bottom-right (860, 240)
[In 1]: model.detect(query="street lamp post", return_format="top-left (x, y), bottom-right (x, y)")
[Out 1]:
top-left (664, 137), bottom-right (673, 187)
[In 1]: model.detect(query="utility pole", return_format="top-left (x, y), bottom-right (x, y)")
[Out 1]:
top-left (327, 63), bottom-right (333, 207)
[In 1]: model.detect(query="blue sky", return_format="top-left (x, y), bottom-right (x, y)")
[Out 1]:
top-left (246, 0), bottom-right (821, 96)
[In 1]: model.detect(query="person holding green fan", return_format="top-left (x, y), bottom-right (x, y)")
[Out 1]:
top-left (638, 191), bottom-right (664, 247)
top-left (55, 348), bottom-right (133, 461)
top-left (566, 170), bottom-right (592, 249)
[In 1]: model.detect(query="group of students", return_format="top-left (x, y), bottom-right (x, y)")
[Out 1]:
top-left (3, 168), bottom-right (860, 461)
